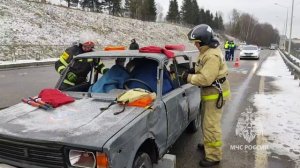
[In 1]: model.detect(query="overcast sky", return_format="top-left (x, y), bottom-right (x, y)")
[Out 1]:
top-left (157, 0), bottom-right (300, 38)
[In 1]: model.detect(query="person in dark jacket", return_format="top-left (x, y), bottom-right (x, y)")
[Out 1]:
top-left (129, 39), bottom-right (139, 50)
top-left (55, 34), bottom-right (108, 90)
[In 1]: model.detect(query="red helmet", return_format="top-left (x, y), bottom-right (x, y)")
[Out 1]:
top-left (79, 31), bottom-right (96, 48)
top-left (82, 41), bottom-right (95, 48)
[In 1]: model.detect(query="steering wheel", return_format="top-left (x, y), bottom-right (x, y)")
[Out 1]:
top-left (123, 79), bottom-right (154, 92)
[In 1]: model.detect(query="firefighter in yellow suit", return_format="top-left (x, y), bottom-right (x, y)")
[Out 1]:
top-left (182, 24), bottom-right (230, 167)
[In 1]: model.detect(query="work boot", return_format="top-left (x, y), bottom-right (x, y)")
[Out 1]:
top-left (199, 158), bottom-right (220, 167)
top-left (197, 144), bottom-right (204, 151)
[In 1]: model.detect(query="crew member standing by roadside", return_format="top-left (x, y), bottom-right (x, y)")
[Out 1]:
top-left (224, 40), bottom-right (230, 61)
top-left (229, 40), bottom-right (236, 61)
top-left (129, 38), bottom-right (139, 50)
top-left (182, 24), bottom-right (231, 167)
top-left (55, 32), bottom-right (108, 90)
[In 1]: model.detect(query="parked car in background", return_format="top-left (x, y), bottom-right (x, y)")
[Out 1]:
top-left (239, 45), bottom-right (260, 60)
top-left (0, 50), bottom-right (201, 168)
top-left (270, 44), bottom-right (277, 50)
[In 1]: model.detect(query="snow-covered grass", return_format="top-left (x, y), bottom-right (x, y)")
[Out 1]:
top-left (254, 51), bottom-right (300, 162)
top-left (0, 0), bottom-right (195, 61)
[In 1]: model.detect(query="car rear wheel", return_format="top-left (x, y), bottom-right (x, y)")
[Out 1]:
top-left (133, 152), bottom-right (153, 168)
top-left (186, 108), bottom-right (201, 133)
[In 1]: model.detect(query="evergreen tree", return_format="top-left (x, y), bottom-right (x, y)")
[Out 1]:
top-left (166, 0), bottom-right (180, 23)
top-left (129, 0), bottom-right (138, 19)
top-left (105, 0), bottom-right (121, 16)
top-left (199, 8), bottom-right (205, 24)
top-left (80, 0), bottom-right (103, 12)
top-left (124, 0), bottom-right (130, 13)
top-left (145, 0), bottom-right (157, 21)
top-left (191, 0), bottom-right (200, 25)
top-left (127, 0), bottom-right (156, 21)
top-left (64, 0), bottom-right (79, 8)
top-left (218, 14), bottom-right (224, 30)
top-left (181, 0), bottom-right (193, 25)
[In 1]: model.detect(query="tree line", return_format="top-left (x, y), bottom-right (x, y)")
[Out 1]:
top-left (63, 0), bottom-right (224, 29)
top-left (226, 9), bottom-right (279, 46)
top-left (166, 0), bottom-right (225, 30)
top-left (58, 1), bottom-right (279, 46)
top-left (63, 0), bottom-right (157, 21)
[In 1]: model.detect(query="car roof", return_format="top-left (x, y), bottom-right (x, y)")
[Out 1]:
top-left (74, 50), bottom-right (188, 62)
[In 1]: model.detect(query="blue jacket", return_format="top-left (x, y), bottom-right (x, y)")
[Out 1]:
top-left (128, 59), bottom-right (173, 94)
top-left (89, 65), bottom-right (130, 93)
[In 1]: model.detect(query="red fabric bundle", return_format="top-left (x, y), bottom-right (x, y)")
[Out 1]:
top-left (38, 88), bottom-right (75, 108)
top-left (165, 44), bottom-right (186, 51)
top-left (139, 46), bottom-right (174, 58)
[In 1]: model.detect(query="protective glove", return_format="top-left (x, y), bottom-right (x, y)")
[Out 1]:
top-left (181, 71), bottom-right (189, 84)
top-left (188, 68), bottom-right (195, 74)
top-left (67, 72), bottom-right (77, 83)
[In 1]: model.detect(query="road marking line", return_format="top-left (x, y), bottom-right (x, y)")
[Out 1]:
top-left (255, 76), bottom-right (268, 168)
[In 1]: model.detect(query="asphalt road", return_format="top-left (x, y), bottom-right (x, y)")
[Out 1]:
top-left (0, 65), bottom-right (59, 109)
top-left (0, 50), bottom-right (297, 168)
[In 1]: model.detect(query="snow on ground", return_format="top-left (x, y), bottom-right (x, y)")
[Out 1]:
top-left (254, 51), bottom-right (300, 162)
top-left (283, 51), bottom-right (300, 64)
top-left (290, 55), bottom-right (300, 64)
top-left (0, 0), bottom-right (195, 61)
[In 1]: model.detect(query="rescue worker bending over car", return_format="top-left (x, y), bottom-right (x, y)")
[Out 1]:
top-left (182, 24), bottom-right (231, 167)
top-left (55, 32), bottom-right (108, 90)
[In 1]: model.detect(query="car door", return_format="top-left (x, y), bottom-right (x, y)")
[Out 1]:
top-left (162, 57), bottom-right (190, 146)
top-left (181, 84), bottom-right (201, 121)
top-left (162, 87), bottom-right (189, 147)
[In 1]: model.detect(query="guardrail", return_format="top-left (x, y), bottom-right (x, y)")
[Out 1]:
top-left (279, 49), bottom-right (300, 86)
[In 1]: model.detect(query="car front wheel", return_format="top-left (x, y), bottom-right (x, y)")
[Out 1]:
top-left (133, 152), bottom-right (153, 168)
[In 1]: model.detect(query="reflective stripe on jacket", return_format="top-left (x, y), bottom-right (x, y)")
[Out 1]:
top-left (224, 42), bottom-right (229, 49)
top-left (187, 46), bottom-right (230, 101)
top-left (55, 45), bottom-right (108, 84)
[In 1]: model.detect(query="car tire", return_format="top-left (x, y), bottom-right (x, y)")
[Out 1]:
top-left (132, 152), bottom-right (153, 168)
top-left (186, 108), bottom-right (201, 133)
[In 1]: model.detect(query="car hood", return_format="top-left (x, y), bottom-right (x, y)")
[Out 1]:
top-left (241, 50), bottom-right (258, 53)
top-left (0, 98), bottom-right (146, 149)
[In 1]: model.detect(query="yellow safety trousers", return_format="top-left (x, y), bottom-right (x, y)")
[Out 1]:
top-left (201, 100), bottom-right (224, 161)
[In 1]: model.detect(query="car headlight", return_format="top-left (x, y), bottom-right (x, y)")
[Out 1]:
top-left (69, 150), bottom-right (96, 168)
top-left (68, 150), bottom-right (109, 168)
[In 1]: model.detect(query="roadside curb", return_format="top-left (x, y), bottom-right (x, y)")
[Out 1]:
top-left (0, 60), bottom-right (56, 70)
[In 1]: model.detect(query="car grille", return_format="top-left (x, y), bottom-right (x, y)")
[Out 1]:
top-left (0, 136), bottom-right (65, 168)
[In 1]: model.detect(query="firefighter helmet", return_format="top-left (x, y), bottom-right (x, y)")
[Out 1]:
top-left (79, 31), bottom-right (96, 48)
top-left (187, 24), bottom-right (214, 45)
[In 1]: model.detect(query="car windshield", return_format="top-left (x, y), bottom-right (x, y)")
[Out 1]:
top-left (243, 46), bottom-right (258, 50)
top-left (57, 56), bottom-right (175, 95)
